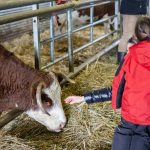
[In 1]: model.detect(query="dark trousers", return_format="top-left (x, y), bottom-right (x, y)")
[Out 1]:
top-left (112, 118), bottom-right (150, 150)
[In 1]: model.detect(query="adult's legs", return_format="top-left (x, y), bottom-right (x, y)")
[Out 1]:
top-left (117, 15), bottom-right (138, 63)
top-left (118, 15), bottom-right (138, 52)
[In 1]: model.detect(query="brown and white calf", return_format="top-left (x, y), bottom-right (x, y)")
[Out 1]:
top-left (0, 44), bottom-right (66, 132)
top-left (55, 2), bottom-right (115, 34)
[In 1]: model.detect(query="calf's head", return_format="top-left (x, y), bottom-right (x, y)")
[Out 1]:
top-left (26, 72), bottom-right (66, 132)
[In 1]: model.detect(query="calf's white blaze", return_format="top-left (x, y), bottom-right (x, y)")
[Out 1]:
top-left (26, 73), bottom-right (66, 132)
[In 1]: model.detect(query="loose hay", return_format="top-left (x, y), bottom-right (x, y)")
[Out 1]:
top-left (0, 134), bottom-right (35, 150)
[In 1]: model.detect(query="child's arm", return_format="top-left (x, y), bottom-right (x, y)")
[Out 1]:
top-left (84, 87), bottom-right (112, 104)
top-left (64, 87), bottom-right (112, 104)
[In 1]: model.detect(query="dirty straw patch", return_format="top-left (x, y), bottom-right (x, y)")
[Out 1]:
top-left (0, 134), bottom-right (35, 150)
top-left (1, 60), bottom-right (121, 150)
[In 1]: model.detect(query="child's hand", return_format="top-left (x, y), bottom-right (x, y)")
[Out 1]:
top-left (116, 108), bottom-right (121, 113)
top-left (64, 96), bottom-right (84, 104)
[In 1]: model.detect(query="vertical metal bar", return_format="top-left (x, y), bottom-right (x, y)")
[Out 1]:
top-left (67, 8), bottom-right (74, 72)
top-left (114, 0), bottom-right (119, 31)
top-left (118, 0), bottom-right (122, 37)
top-left (32, 4), bottom-right (40, 69)
top-left (90, 0), bottom-right (94, 42)
top-left (49, 1), bottom-right (54, 62)
top-left (148, 0), bottom-right (150, 15)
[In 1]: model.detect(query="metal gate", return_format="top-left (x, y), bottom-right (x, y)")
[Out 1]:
top-left (0, 0), bottom-right (120, 76)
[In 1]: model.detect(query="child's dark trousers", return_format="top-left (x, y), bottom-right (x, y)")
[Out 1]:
top-left (112, 118), bottom-right (150, 150)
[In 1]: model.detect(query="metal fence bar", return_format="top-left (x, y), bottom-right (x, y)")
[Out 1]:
top-left (73, 31), bottom-right (118, 54)
top-left (67, 8), bottom-right (74, 72)
top-left (119, 0), bottom-right (123, 37)
top-left (74, 0), bottom-right (114, 10)
top-left (90, 0), bottom-right (94, 42)
top-left (148, 0), bottom-right (150, 15)
top-left (49, 1), bottom-right (55, 62)
top-left (0, 2), bottom-right (74, 25)
top-left (41, 15), bottom-right (117, 43)
top-left (114, 0), bottom-right (119, 31)
top-left (41, 30), bottom-right (118, 69)
top-left (0, 0), bottom-right (114, 15)
top-left (64, 40), bottom-right (120, 81)
top-left (73, 15), bottom-right (117, 33)
top-left (32, 4), bottom-right (41, 69)
top-left (0, 0), bottom-right (53, 10)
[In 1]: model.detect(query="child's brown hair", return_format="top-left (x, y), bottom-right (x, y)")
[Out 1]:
top-left (135, 16), bottom-right (150, 41)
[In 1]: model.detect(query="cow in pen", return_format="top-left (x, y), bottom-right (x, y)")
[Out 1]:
top-left (55, 2), bottom-right (115, 34)
top-left (0, 44), bottom-right (67, 132)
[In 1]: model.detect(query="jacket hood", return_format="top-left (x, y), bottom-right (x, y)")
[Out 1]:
top-left (129, 40), bottom-right (150, 69)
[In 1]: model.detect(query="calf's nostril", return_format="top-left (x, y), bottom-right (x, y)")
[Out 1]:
top-left (60, 122), bottom-right (66, 129)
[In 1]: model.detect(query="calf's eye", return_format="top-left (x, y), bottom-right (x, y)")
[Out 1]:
top-left (41, 93), bottom-right (53, 106)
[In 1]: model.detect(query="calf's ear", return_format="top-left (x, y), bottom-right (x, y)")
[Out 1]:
top-left (52, 71), bottom-right (75, 85)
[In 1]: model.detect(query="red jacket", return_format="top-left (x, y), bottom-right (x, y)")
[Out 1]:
top-left (112, 40), bottom-right (150, 125)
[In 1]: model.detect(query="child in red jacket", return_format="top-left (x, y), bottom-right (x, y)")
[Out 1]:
top-left (64, 17), bottom-right (150, 150)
